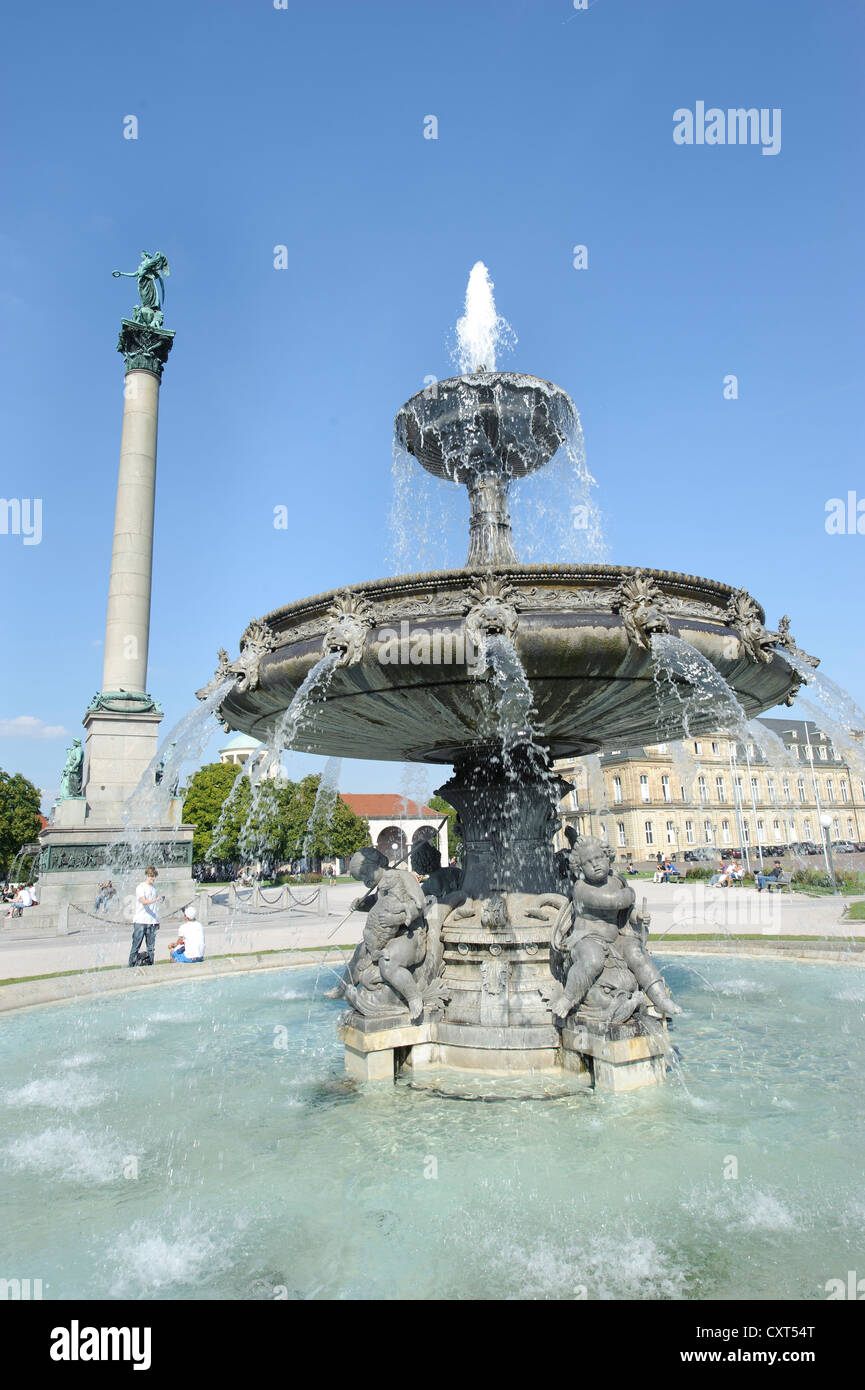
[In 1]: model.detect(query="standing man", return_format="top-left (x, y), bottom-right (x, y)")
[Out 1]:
top-left (128, 866), bottom-right (164, 966)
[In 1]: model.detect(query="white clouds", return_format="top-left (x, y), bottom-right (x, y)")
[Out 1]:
top-left (0, 716), bottom-right (70, 739)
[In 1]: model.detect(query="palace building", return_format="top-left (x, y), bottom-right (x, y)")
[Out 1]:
top-left (554, 718), bottom-right (865, 860)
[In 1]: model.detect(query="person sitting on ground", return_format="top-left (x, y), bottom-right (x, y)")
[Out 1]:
top-left (625, 858), bottom-right (637, 876)
top-left (94, 880), bottom-right (116, 913)
top-left (4, 883), bottom-right (34, 918)
top-left (755, 860), bottom-right (783, 892)
top-left (167, 906), bottom-right (205, 963)
top-left (652, 858), bottom-right (668, 884)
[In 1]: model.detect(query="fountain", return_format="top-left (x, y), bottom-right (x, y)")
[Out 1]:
top-left (201, 264), bottom-right (809, 1090)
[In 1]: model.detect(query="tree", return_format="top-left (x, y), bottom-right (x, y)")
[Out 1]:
top-left (0, 769), bottom-right (43, 875)
top-left (428, 795), bottom-right (461, 861)
top-left (182, 762), bottom-right (250, 863)
top-left (278, 775), bottom-right (370, 864)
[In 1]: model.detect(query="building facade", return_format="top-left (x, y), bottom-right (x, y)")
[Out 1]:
top-left (339, 794), bottom-right (449, 867)
top-left (554, 718), bottom-right (865, 861)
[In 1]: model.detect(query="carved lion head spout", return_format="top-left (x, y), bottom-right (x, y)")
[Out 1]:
top-left (324, 591), bottom-right (375, 667)
top-left (225, 618), bottom-right (278, 694)
top-left (195, 648), bottom-right (233, 702)
top-left (724, 589), bottom-right (776, 665)
top-left (612, 571), bottom-right (670, 651)
top-left (464, 575), bottom-right (519, 660)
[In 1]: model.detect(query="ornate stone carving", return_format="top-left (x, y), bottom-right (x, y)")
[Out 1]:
top-left (547, 836), bottom-right (680, 1027)
top-left (774, 615), bottom-right (820, 670)
top-left (228, 619), bottom-right (278, 693)
top-left (86, 690), bottom-right (163, 716)
top-left (59, 740), bottom-right (84, 799)
top-left (724, 589), bottom-right (774, 664)
top-left (611, 570), bottom-right (670, 650)
top-left (464, 574), bottom-right (519, 660)
top-left (324, 590), bottom-right (375, 667)
top-left (195, 649), bottom-right (234, 702)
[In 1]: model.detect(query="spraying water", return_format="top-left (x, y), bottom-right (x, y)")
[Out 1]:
top-left (453, 262), bottom-right (515, 374)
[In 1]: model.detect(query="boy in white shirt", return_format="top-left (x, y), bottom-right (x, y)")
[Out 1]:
top-left (128, 867), bottom-right (164, 966)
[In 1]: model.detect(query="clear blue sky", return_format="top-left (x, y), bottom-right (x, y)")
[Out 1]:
top-left (1, 0), bottom-right (863, 807)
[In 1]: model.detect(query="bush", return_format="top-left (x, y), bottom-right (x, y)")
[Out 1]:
top-left (792, 866), bottom-right (833, 890)
top-left (684, 866), bottom-right (713, 881)
top-left (276, 871), bottom-right (324, 885)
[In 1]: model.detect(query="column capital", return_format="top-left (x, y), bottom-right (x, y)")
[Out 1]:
top-left (117, 319), bottom-right (175, 380)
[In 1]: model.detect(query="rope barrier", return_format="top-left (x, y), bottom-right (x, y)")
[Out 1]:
top-left (68, 902), bottom-right (189, 927)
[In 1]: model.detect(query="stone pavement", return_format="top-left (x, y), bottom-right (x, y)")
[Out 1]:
top-left (0, 879), bottom-right (861, 985)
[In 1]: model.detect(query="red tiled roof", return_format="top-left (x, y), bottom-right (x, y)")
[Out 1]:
top-left (340, 793), bottom-right (439, 820)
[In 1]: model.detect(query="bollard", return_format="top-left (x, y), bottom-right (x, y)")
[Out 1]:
top-left (318, 885), bottom-right (329, 918)
top-left (58, 901), bottom-right (70, 935)
top-left (196, 888), bottom-right (211, 925)
top-left (253, 882), bottom-right (261, 908)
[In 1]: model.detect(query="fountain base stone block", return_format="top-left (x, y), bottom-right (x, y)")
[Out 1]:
top-left (339, 1011), bottom-right (670, 1088)
top-left (560, 1018), bottom-right (671, 1092)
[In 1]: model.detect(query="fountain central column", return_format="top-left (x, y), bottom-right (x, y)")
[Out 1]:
top-left (465, 470), bottom-right (518, 567)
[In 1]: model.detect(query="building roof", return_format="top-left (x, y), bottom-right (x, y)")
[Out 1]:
top-left (220, 733), bottom-right (263, 752)
top-left (340, 793), bottom-right (440, 820)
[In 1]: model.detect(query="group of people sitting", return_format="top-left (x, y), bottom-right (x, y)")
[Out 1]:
top-left (3, 882), bottom-right (39, 918)
top-left (652, 854), bottom-right (681, 883)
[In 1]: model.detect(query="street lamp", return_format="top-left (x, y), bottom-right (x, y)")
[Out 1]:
top-left (819, 811), bottom-right (838, 894)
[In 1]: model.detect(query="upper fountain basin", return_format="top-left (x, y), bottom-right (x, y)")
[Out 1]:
top-left (217, 565), bottom-right (803, 764)
top-left (395, 373), bottom-right (577, 482)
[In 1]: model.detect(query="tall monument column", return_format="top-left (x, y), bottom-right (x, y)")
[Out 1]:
top-left (81, 255), bottom-right (175, 819)
top-left (37, 254), bottom-right (195, 923)
top-left (101, 367), bottom-right (162, 693)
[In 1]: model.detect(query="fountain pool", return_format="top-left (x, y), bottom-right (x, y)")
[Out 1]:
top-left (3, 956), bottom-right (863, 1301)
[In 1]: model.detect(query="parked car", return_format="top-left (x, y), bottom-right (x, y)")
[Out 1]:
top-left (831, 840), bottom-right (857, 853)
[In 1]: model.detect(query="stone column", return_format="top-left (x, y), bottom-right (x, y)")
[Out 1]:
top-left (101, 368), bottom-right (162, 693)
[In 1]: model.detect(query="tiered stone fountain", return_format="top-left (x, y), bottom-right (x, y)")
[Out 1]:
top-left (203, 269), bottom-right (810, 1091)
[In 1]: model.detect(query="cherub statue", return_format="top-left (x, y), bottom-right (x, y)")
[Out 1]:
top-left (548, 835), bottom-right (681, 1027)
top-left (335, 847), bottom-right (440, 1022)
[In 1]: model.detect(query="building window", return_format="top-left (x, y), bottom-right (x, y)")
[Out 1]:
top-left (743, 820), bottom-right (752, 844)
top-left (721, 819), bottom-right (731, 844)
top-left (826, 779), bottom-right (835, 803)
top-left (617, 821), bottom-right (626, 847)
top-left (841, 780), bottom-right (849, 802)
top-left (818, 746), bottom-right (827, 761)
top-left (665, 819), bottom-right (675, 845)
top-left (613, 776), bottom-right (622, 804)
top-left (685, 819), bottom-right (694, 844)
top-left (772, 819), bottom-right (781, 836)
top-left (757, 819), bottom-right (765, 842)
top-left (804, 817), bottom-right (812, 839)
top-left (782, 778), bottom-right (790, 799)
top-left (715, 776), bottom-right (725, 802)
top-left (571, 789), bottom-right (579, 811)
top-left (767, 778), bottom-right (776, 803)
top-left (698, 775), bottom-right (708, 803)
top-left (735, 776), bottom-right (744, 794)
top-left (661, 775), bottom-right (671, 803)
top-left (832, 817), bottom-right (840, 838)
top-left (712, 741), bottom-right (720, 755)
top-left (797, 778), bottom-right (806, 801)
top-left (645, 821), bottom-right (654, 845)
top-left (704, 819), bottom-right (713, 844)
top-left (750, 776), bottom-right (759, 800)
top-left (847, 817), bottom-right (855, 839)
top-left (694, 741), bottom-right (702, 755)
top-left (640, 775), bottom-right (650, 803)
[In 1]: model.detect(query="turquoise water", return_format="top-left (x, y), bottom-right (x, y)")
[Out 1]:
top-left (2, 956), bottom-right (864, 1301)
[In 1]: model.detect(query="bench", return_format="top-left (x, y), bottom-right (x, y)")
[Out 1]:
top-left (760, 873), bottom-right (791, 892)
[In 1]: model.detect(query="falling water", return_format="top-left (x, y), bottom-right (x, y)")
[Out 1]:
top-left (782, 652), bottom-right (865, 779)
top-left (301, 756), bottom-right (343, 868)
top-left (453, 261), bottom-right (516, 374)
top-left (216, 651), bottom-right (341, 868)
top-left (650, 634), bottom-right (751, 743)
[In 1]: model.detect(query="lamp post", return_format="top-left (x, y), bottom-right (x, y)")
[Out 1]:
top-left (820, 811), bottom-right (838, 894)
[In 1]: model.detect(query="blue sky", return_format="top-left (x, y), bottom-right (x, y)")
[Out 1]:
top-left (1, 0), bottom-right (863, 807)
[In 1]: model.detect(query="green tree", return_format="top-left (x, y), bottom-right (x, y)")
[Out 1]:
top-left (182, 762), bottom-right (250, 863)
top-left (428, 795), bottom-right (461, 861)
top-left (0, 769), bottom-right (43, 875)
top-left (279, 774), bottom-right (370, 864)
